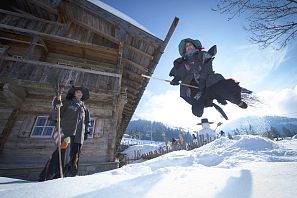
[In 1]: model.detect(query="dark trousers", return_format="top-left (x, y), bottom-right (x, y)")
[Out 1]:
top-left (64, 137), bottom-right (82, 177)
top-left (191, 79), bottom-right (242, 117)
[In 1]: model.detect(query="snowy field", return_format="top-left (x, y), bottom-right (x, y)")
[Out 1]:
top-left (1, 135), bottom-right (297, 198)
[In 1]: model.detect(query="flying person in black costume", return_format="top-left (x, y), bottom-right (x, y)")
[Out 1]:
top-left (169, 38), bottom-right (249, 120)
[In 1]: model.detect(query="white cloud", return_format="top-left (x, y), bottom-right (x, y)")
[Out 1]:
top-left (134, 85), bottom-right (297, 130)
top-left (257, 85), bottom-right (297, 117)
top-left (216, 44), bottom-right (287, 88)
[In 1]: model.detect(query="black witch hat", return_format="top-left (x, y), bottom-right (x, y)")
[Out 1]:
top-left (197, 118), bottom-right (214, 125)
top-left (66, 86), bottom-right (90, 101)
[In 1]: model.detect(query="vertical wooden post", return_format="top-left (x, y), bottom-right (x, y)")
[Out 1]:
top-left (57, 93), bottom-right (63, 178)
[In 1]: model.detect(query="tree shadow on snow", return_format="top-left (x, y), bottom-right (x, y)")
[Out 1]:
top-left (215, 169), bottom-right (252, 198)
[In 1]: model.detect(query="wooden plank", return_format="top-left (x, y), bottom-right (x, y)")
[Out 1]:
top-left (72, 19), bottom-right (120, 45)
top-left (122, 58), bottom-right (148, 73)
top-left (0, 36), bottom-right (46, 49)
top-left (0, 9), bottom-right (60, 26)
top-left (26, 0), bottom-right (58, 15)
top-left (124, 44), bottom-right (153, 60)
top-left (0, 24), bottom-right (118, 56)
top-left (1, 56), bottom-right (121, 78)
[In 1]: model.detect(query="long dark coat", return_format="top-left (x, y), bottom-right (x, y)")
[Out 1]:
top-left (60, 98), bottom-right (90, 144)
top-left (169, 42), bottom-right (242, 118)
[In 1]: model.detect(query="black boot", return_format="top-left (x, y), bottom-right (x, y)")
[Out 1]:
top-left (238, 101), bottom-right (247, 109)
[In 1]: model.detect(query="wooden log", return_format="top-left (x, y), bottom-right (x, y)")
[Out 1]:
top-left (0, 24), bottom-right (118, 55)
top-left (1, 56), bottom-right (121, 78)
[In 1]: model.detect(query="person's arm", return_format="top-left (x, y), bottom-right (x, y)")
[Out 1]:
top-left (169, 58), bottom-right (184, 85)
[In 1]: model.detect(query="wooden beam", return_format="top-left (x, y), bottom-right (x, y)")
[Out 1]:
top-left (0, 24), bottom-right (118, 56)
top-left (124, 44), bottom-right (154, 60)
top-left (122, 58), bottom-right (148, 73)
top-left (0, 9), bottom-right (60, 26)
top-left (1, 56), bottom-right (121, 78)
top-left (0, 108), bottom-right (19, 152)
top-left (126, 92), bottom-right (138, 100)
top-left (26, 0), bottom-right (58, 15)
top-left (116, 42), bottom-right (124, 89)
top-left (46, 52), bottom-right (116, 71)
top-left (122, 83), bottom-right (139, 95)
top-left (122, 70), bottom-right (143, 80)
top-left (121, 78), bottom-right (142, 90)
top-left (2, 84), bottom-right (26, 108)
top-left (72, 19), bottom-right (120, 45)
top-left (0, 36), bottom-right (45, 49)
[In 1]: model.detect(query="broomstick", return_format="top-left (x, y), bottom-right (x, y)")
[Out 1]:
top-left (48, 71), bottom-right (65, 179)
top-left (55, 82), bottom-right (64, 178)
top-left (141, 74), bottom-right (260, 105)
top-left (141, 74), bottom-right (199, 89)
top-left (141, 74), bottom-right (262, 120)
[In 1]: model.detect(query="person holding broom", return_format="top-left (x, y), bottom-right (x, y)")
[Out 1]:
top-left (169, 38), bottom-right (248, 120)
top-left (39, 86), bottom-right (91, 181)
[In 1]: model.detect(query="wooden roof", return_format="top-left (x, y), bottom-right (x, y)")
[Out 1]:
top-left (0, 0), bottom-right (178, 146)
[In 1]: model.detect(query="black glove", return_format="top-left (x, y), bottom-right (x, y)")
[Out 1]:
top-left (52, 97), bottom-right (62, 108)
top-left (170, 79), bottom-right (180, 86)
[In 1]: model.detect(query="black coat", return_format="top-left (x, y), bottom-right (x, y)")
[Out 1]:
top-left (169, 50), bottom-right (224, 105)
top-left (169, 49), bottom-right (242, 118)
top-left (60, 98), bottom-right (90, 144)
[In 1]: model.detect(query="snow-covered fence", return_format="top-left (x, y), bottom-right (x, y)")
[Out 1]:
top-left (141, 134), bottom-right (216, 160)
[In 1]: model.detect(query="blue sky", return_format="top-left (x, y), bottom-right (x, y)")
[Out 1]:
top-left (98, 0), bottom-right (297, 129)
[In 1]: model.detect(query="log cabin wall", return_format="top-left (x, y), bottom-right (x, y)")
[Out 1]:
top-left (0, 0), bottom-right (178, 180)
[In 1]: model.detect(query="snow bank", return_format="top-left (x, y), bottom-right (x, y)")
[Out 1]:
top-left (1, 135), bottom-right (297, 198)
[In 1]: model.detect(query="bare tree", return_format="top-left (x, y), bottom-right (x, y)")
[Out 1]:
top-left (214, 0), bottom-right (297, 49)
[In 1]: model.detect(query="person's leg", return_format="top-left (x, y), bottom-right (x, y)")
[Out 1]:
top-left (70, 143), bottom-right (81, 176)
top-left (192, 98), bottom-right (205, 117)
top-left (65, 139), bottom-right (82, 177)
top-left (207, 79), bottom-right (247, 108)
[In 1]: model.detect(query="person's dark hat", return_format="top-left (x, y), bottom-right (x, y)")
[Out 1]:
top-left (178, 38), bottom-right (203, 56)
top-left (197, 118), bottom-right (214, 125)
top-left (66, 86), bottom-right (90, 101)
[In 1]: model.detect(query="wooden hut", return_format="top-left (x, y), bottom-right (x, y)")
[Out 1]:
top-left (0, 0), bottom-right (178, 180)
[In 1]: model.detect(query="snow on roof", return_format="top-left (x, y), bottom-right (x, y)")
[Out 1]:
top-left (87, 0), bottom-right (154, 35)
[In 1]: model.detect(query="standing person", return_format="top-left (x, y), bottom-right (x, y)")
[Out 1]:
top-left (39, 86), bottom-right (90, 181)
top-left (169, 38), bottom-right (248, 120)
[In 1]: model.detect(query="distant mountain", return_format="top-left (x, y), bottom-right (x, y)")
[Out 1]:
top-left (126, 116), bottom-right (297, 142)
top-left (125, 119), bottom-right (191, 142)
top-left (219, 116), bottom-right (297, 137)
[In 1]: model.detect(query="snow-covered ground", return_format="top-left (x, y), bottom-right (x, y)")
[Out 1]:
top-left (1, 135), bottom-right (297, 198)
top-left (121, 137), bottom-right (164, 146)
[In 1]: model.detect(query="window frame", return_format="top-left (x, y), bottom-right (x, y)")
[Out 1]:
top-left (30, 116), bottom-right (56, 138)
top-left (87, 118), bottom-right (95, 139)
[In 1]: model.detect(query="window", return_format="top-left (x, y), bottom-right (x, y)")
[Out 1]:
top-left (87, 119), bottom-right (95, 139)
top-left (31, 116), bottom-right (55, 138)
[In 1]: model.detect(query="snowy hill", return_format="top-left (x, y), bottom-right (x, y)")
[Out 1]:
top-left (219, 116), bottom-right (297, 137)
top-left (1, 135), bottom-right (297, 198)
